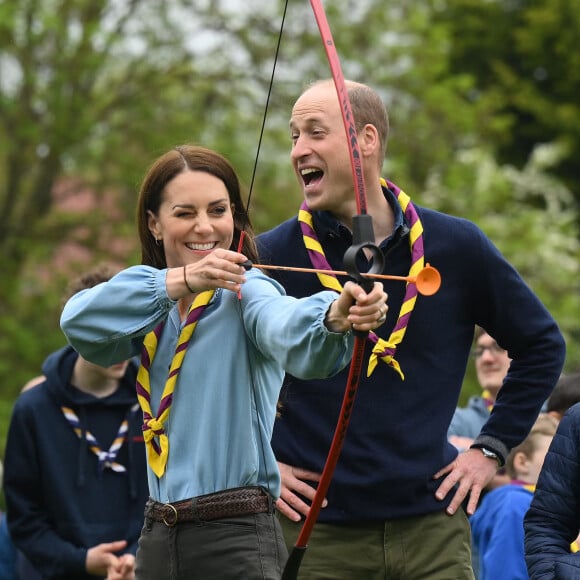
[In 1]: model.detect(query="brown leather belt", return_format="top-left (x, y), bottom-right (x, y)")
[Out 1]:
top-left (145, 486), bottom-right (274, 527)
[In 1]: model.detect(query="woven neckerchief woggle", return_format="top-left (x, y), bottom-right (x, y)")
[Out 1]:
top-left (136, 289), bottom-right (214, 477)
top-left (298, 178), bottom-right (425, 380)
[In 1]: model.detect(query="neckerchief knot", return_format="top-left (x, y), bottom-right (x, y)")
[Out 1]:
top-left (143, 417), bottom-right (165, 437)
top-left (368, 336), bottom-right (403, 379)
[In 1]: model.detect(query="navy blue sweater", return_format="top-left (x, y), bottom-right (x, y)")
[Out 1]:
top-left (3, 346), bottom-right (148, 579)
top-left (257, 188), bottom-right (565, 522)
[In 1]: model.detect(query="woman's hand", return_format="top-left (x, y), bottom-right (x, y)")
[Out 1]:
top-left (168, 249), bottom-right (248, 299)
top-left (325, 281), bottom-right (388, 333)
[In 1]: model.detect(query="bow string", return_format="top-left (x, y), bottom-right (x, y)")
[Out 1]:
top-left (282, 2), bottom-right (385, 578)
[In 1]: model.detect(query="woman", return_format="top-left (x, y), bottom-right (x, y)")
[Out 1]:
top-left (61, 145), bottom-right (387, 580)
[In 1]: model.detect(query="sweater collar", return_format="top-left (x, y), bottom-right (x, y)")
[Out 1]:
top-left (313, 180), bottom-right (406, 245)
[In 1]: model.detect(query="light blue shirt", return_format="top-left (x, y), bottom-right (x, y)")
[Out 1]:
top-left (61, 265), bottom-right (353, 503)
top-left (447, 396), bottom-right (490, 440)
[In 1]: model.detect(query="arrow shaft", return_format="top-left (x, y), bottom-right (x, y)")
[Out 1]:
top-left (252, 263), bottom-right (416, 284)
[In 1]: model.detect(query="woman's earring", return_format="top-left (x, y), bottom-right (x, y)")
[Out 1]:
top-left (155, 237), bottom-right (162, 246)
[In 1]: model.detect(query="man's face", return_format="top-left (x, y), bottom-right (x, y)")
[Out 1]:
top-left (289, 83), bottom-right (357, 216)
top-left (473, 332), bottom-right (511, 397)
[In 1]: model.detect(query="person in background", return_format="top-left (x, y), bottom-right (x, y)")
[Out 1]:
top-left (547, 370), bottom-right (580, 555)
top-left (256, 78), bottom-right (566, 579)
top-left (448, 327), bottom-right (512, 453)
top-left (20, 375), bottom-right (46, 393)
top-left (470, 414), bottom-right (557, 580)
top-left (0, 460), bottom-right (17, 580)
top-left (449, 328), bottom-right (513, 578)
top-left (545, 370), bottom-right (580, 422)
top-left (60, 145), bottom-right (388, 580)
top-left (524, 376), bottom-right (580, 578)
top-left (0, 513), bottom-right (16, 580)
top-left (3, 265), bottom-right (149, 580)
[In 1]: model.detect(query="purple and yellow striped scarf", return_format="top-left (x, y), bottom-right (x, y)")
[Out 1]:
top-left (137, 290), bottom-right (214, 477)
top-left (298, 179), bottom-right (425, 379)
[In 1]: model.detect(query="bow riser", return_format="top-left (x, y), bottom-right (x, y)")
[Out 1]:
top-left (282, 2), bottom-right (383, 578)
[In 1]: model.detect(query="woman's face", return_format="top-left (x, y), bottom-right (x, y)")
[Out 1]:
top-left (147, 170), bottom-right (235, 268)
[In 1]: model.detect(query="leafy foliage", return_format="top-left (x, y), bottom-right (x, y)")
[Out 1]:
top-left (440, 0), bottom-right (580, 197)
top-left (0, 0), bottom-right (578, 443)
top-left (423, 143), bottom-right (580, 372)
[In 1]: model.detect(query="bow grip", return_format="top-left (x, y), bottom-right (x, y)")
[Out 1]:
top-left (343, 214), bottom-right (384, 293)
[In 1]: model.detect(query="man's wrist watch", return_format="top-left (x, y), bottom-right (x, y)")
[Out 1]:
top-left (478, 447), bottom-right (503, 468)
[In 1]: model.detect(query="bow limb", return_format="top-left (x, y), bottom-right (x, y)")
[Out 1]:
top-left (282, 2), bottom-right (383, 578)
top-left (282, 337), bottom-right (368, 580)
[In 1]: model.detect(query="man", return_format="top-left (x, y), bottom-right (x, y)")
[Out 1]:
top-left (3, 266), bottom-right (149, 580)
top-left (449, 328), bottom-right (512, 578)
top-left (448, 327), bottom-right (512, 450)
top-left (256, 79), bottom-right (566, 579)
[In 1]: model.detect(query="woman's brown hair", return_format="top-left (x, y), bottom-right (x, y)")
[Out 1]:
top-left (137, 145), bottom-right (259, 268)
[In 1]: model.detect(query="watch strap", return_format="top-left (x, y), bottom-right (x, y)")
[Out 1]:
top-left (470, 444), bottom-right (505, 467)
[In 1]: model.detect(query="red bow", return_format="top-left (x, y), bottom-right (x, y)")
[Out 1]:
top-left (282, 2), bottom-right (384, 578)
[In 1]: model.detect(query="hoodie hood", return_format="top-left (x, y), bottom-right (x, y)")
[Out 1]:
top-left (4, 346), bottom-right (148, 577)
top-left (41, 345), bottom-right (139, 408)
top-left (39, 345), bottom-right (143, 496)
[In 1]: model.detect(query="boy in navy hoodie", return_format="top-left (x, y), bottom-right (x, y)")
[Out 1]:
top-left (3, 265), bottom-right (148, 580)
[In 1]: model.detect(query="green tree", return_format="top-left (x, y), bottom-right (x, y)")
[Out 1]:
top-left (0, 0), bottom-right (578, 426)
top-left (422, 142), bottom-right (580, 398)
top-left (0, 0), bottom-right (297, 396)
top-left (440, 0), bottom-right (580, 205)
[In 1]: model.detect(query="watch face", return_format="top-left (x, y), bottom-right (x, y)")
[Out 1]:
top-left (481, 447), bottom-right (501, 465)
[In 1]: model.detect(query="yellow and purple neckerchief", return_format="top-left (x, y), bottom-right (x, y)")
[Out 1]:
top-left (511, 479), bottom-right (536, 493)
top-left (482, 389), bottom-right (495, 412)
top-left (298, 179), bottom-right (424, 379)
top-left (61, 402), bottom-right (139, 474)
top-left (136, 290), bottom-right (214, 477)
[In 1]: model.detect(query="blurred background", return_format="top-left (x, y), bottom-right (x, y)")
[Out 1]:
top-left (0, 0), bottom-right (578, 480)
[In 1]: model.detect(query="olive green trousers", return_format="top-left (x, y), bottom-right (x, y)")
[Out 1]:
top-left (280, 509), bottom-right (475, 580)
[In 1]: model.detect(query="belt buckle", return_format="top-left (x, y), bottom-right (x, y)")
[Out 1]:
top-left (162, 503), bottom-right (178, 527)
